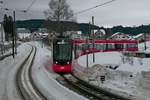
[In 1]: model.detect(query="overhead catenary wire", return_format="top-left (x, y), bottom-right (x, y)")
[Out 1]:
top-left (75, 0), bottom-right (117, 15)
top-left (25, 0), bottom-right (37, 12)
top-left (1, 0), bottom-right (37, 13)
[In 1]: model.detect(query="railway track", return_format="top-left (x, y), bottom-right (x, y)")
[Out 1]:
top-left (61, 73), bottom-right (131, 100)
top-left (16, 45), bottom-right (47, 100)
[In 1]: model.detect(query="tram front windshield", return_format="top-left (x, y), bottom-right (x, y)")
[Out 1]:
top-left (53, 40), bottom-right (72, 61)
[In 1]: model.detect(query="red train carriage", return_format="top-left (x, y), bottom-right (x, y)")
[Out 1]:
top-left (52, 37), bottom-right (73, 73)
top-left (73, 39), bottom-right (138, 57)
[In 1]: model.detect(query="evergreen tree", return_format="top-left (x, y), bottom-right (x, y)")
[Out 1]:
top-left (8, 16), bottom-right (13, 38)
top-left (3, 14), bottom-right (13, 41)
top-left (3, 14), bottom-right (9, 41)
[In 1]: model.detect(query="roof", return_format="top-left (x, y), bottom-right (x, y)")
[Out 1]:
top-left (111, 32), bottom-right (124, 37)
top-left (134, 33), bottom-right (144, 39)
top-left (73, 39), bottom-right (138, 44)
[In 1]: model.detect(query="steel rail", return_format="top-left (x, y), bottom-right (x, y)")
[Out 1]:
top-left (16, 45), bottom-right (48, 100)
top-left (61, 73), bottom-right (131, 100)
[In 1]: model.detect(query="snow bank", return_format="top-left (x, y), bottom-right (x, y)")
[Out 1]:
top-left (78, 52), bottom-right (122, 68)
top-left (138, 71), bottom-right (150, 90)
top-left (75, 41), bottom-right (150, 100)
top-left (78, 51), bottom-right (150, 74)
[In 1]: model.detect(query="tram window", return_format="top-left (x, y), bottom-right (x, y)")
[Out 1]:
top-left (82, 44), bottom-right (89, 50)
top-left (127, 44), bottom-right (137, 48)
top-left (76, 45), bottom-right (81, 50)
top-left (89, 44), bottom-right (93, 48)
top-left (115, 44), bottom-right (123, 49)
top-left (79, 45), bottom-right (82, 50)
top-left (97, 44), bottom-right (104, 50)
top-left (107, 44), bottom-right (115, 49)
top-left (103, 44), bottom-right (106, 50)
top-left (54, 42), bottom-right (72, 61)
top-left (95, 44), bottom-right (97, 49)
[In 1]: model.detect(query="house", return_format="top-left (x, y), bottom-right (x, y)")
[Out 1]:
top-left (109, 32), bottom-right (132, 40)
top-left (17, 28), bottom-right (31, 39)
top-left (38, 28), bottom-right (48, 33)
top-left (30, 32), bottom-right (40, 41)
top-left (133, 33), bottom-right (150, 42)
top-left (0, 23), bottom-right (5, 42)
top-left (69, 31), bottom-right (82, 39)
top-left (94, 29), bottom-right (106, 39)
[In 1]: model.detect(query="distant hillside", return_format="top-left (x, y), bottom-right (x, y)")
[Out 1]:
top-left (16, 19), bottom-right (150, 35)
top-left (16, 19), bottom-right (100, 34)
top-left (79, 23), bottom-right (100, 34)
top-left (16, 19), bottom-right (44, 29)
top-left (110, 25), bottom-right (150, 35)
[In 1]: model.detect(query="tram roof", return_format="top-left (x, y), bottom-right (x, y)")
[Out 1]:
top-left (73, 39), bottom-right (138, 44)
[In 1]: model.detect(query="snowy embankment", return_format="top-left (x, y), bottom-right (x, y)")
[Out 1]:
top-left (75, 41), bottom-right (150, 100)
top-left (78, 51), bottom-right (150, 74)
top-left (0, 43), bottom-right (32, 100)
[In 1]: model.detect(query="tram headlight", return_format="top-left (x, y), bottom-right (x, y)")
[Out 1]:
top-left (67, 62), bottom-right (69, 64)
top-left (55, 62), bottom-right (58, 64)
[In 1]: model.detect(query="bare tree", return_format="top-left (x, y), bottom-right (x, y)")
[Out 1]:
top-left (44, 0), bottom-right (76, 35)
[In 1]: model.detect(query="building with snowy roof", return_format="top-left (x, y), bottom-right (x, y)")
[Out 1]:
top-left (94, 29), bottom-right (106, 39)
top-left (109, 32), bottom-right (132, 40)
top-left (133, 33), bottom-right (150, 42)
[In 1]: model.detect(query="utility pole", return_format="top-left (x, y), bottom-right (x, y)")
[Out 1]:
top-left (86, 22), bottom-right (91, 82)
top-left (74, 44), bottom-right (76, 59)
top-left (86, 38), bottom-right (89, 80)
top-left (88, 22), bottom-right (91, 39)
top-left (11, 11), bottom-right (15, 58)
top-left (0, 23), bottom-right (4, 55)
top-left (144, 33), bottom-right (146, 50)
top-left (13, 11), bottom-right (17, 54)
top-left (92, 16), bottom-right (95, 63)
top-left (1, 23), bottom-right (4, 55)
top-left (12, 24), bottom-right (15, 58)
top-left (0, 1), bottom-right (3, 55)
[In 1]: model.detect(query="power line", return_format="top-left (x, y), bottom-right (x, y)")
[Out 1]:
top-left (75, 0), bottom-right (117, 15)
top-left (25, 0), bottom-right (37, 12)
top-left (1, 7), bottom-right (26, 13)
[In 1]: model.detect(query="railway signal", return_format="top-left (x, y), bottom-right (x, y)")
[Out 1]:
top-left (100, 75), bottom-right (105, 83)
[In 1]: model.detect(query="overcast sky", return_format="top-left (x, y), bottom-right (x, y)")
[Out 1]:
top-left (1, 0), bottom-right (150, 27)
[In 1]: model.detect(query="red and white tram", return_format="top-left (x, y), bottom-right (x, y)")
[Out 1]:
top-left (52, 37), bottom-right (73, 73)
top-left (73, 39), bottom-right (138, 57)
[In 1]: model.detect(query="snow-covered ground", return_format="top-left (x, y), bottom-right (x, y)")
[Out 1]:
top-left (78, 51), bottom-right (150, 74)
top-left (2, 40), bottom-right (150, 100)
top-left (0, 41), bottom-right (88, 100)
top-left (0, 43), bottom-right (32, 100)
top-left (76, 41), bottom-right (150, 100)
